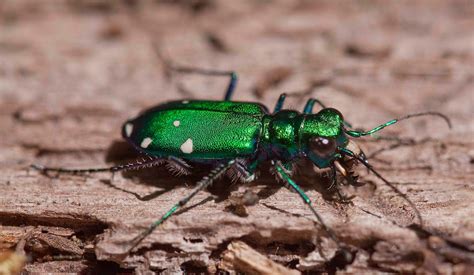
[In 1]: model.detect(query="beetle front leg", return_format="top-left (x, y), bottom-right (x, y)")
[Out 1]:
top-left (273, 161), bottom-right (354, 264)
top-left (329, 162), bottom-right (355, 204)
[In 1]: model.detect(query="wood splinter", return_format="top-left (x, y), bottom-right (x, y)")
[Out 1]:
top-left (220, 241), bottom-right (301, 275)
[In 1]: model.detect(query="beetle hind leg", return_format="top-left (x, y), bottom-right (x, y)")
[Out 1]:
top-left (31, 156), bottom-right (166, 176)
top-left (165, 157), bottom-right (192, 176)
top-left (227, 159), bottom-right (257, 183)
top-left (160, 57), bottom-right (238, 101)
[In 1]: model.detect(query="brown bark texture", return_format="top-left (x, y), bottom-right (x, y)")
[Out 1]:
top-left (0, 0), bottom-right (473, 274)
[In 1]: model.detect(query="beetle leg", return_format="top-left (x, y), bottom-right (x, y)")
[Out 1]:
top-left (236, 162), bottom-right (258, 182)
top-left (327, 164), bottom-right (338, 190)
top-left (228, 159), bottom-right (258, 183)
top-left (165, 157), bottom-right (192, 176)
top-left (270, 160), bottom-right (296, 181)
top-left (275, 93), bottom-right (325, 113)
top-left (161, 60), bottom-right (238, 101)
top-left (303, 98), bottom-right (327, 114)
top-left (302, 97), bottom-right (354, 128)
top-left (273, 161), bottom-right (354, 264)
top-left (224, 72), bottom-right (238, 101)
top-left (128, 160), bottom-right (235, 251)
top-left (273, 93), bottom-right (288, 113)
top-left (340, 148), bottom-right (423, 226)
top-left (31, 156), bottom-right (165, 175)
top-left (326, 163), bottom-right (355, 203)
top-left (279, 160), bottom-right (296, 176)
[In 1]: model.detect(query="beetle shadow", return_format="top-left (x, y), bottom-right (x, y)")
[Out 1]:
top-left (251, 160), bottom-right (340, 203)
top-left (101, 140), bottom-right (239, 202)
top-left (101, 141), bottom-right (347, 208)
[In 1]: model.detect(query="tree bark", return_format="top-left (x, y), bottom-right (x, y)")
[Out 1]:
top-left (0, 0), bottom-right (473, 273)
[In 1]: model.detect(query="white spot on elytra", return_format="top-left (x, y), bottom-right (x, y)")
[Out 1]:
top-left (180, 138), bottom-right (193, 154)
top-left (182, 100), bottom-right (189, 104)
top-left (173, 120), bottom-right (180, 127)
top-left (125, 123), bottom-right (133, 137)
top-left (140, 137), bottom-right (153, 148)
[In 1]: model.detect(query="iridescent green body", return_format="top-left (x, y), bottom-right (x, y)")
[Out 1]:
top-left (123, 100), bottom-right (348, 168)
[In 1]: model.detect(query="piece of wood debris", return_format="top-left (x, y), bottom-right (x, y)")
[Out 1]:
top-left (220, 241), bottom-right (300, 275)
top-left (0, 251), bottom-right (26, 275)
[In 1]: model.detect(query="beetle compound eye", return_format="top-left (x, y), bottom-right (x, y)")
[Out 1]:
top-left (309, 137), bottom-right (337, 157)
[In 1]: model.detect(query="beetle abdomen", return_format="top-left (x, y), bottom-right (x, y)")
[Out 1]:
top-left (122, 101), bottom-right (266, 159)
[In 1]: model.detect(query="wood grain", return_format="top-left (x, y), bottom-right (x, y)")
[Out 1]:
top-left (0, 0), bottom-right (473, 273)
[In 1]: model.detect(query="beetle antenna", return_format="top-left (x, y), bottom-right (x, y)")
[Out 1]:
top-left (31, 156), bottom-right (165, 175)
top-left (345, 111), bottom-right (451, 137)
top-left (340, 148), bottom-right (423, 226)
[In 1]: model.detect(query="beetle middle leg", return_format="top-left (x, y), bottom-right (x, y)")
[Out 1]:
top-left (128, 160), bottom-right (235, 251)
top-left (273, 93), bottom-right (327, 114)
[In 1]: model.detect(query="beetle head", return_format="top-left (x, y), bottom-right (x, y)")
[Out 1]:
top-left (301, 108), bottom-right (348, 168)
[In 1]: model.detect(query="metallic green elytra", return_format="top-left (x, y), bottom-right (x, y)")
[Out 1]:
top-left (32, 66), bottom-right (451, 265)
top-left (123, 100), bottom-right (267, 159)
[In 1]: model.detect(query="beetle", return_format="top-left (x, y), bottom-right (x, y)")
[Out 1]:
top-left (32, 65), bottom-right (451, 264)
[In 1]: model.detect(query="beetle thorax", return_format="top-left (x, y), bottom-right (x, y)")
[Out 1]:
top-left (261, 110), bottom-right (305, 160)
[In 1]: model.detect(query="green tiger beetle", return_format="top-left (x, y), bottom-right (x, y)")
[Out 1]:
top-left (32, 66), bottom-right (451, 265)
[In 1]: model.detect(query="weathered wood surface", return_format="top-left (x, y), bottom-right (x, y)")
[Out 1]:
top-left (0, 0), bottom-right (473, 273)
